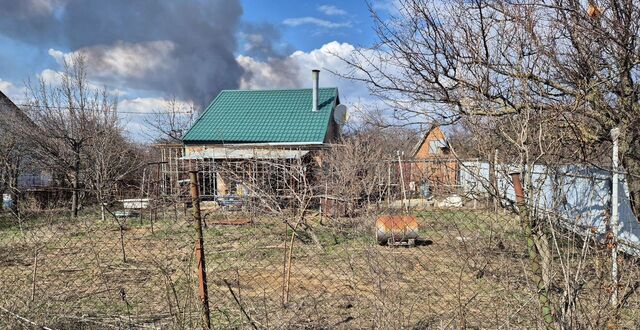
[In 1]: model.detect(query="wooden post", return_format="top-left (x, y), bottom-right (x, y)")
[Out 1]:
top-left (387, 162), bottom-right (391, 207)
top-left (493, 149), bottom-right (499, 213)
top-left (397, 151), bottom-right (408, 212)
top-left (189, 170), bottom-right (211, 329)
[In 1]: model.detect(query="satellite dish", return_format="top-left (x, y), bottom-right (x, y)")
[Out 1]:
top-left (333, 104), bottom-right (348, 126)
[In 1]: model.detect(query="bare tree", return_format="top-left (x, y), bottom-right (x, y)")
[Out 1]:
top-left (23, 55), bottom-right (118, 218)
top-left (85, 125), bottom-right (146, 221)
top-left (343, 0), bottom-right (640, 212)
top-left (146, 97), bottom-right (196, 143)
top-left (338, 0), bottom-right (640, 327)
top-left (0, 122), bottom-right (23, 213)
top-left (320, 122), bottom-right (416, 211)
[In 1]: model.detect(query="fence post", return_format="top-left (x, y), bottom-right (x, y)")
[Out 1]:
top-left (511, 171), bottom-right (554, 328)
top-left (493, 149), bottom-right (499, 213)
top-left (189, 170), bottom-right (212, 329)
top-left (397, 151), bottom-right (408, 212)
top-left (610, 128), bottom-right (620, 306)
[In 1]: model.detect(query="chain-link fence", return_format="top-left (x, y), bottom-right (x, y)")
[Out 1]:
top-left (0, 192), bottom-right (203, 329)
top-left (1, 152), bottom-right (640, 329)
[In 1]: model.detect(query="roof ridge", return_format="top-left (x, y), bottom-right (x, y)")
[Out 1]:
top-left (220, 87), bottom-right (338, 93)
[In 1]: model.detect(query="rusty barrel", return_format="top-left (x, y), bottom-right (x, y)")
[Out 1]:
top-left (376, 215), bottom-right (419, 244)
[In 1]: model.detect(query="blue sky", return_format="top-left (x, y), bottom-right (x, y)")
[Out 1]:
top-left (0, 0), bottom-right (394, 140)
top-left (0, 1), bottom-right (379, 82)
top-left (240, 1), bottom-right (377, 51)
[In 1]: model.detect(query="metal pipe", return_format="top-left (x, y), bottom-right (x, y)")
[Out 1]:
top-left (189, 171), bottom-right (211, 329)
top-left (312, 70), bottom-right (320, 112)
top-left (610, 127), bottom-right (620, 306)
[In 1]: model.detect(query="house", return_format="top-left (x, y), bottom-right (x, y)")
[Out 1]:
top-left (412, 126), bottom-right (450, 158)
top-left (177, 70), bottom-right (343, 198)
top-left (0, 91), bottom-right (53, 209)
top-left (0, 91), bottom-right (52, 188)
top-left (410, 126), bottom-right (458, 196)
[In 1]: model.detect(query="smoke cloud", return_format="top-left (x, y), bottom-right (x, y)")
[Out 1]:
top-left (0, 0), bottom-right (245, 107)
top-left (238, 22), bottom-right (301, 89)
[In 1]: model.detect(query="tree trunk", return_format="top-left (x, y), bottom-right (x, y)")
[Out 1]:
top-left (9, 164), bottom-right (19, 214)
top-left (621, 156), bottom-right (640, 219)
top-left (617, 126), bottom-right (640, 220)
top-left (524, 216), bottom-right (554, 328)
top-left (513, 172), bottom-right (555, 328)
top-left (71, 152), bottom-right (81, 218)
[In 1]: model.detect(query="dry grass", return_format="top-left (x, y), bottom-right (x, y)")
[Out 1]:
top-left (0, 209), bottom-right (199, 329)
top-left (0, 207), bottom-right (638, 329)
top-left (203, 209), bottom-right (532, 329)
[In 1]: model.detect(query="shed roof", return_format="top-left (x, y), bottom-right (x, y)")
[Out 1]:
top-left (182, 88), bottom-right (339, 144)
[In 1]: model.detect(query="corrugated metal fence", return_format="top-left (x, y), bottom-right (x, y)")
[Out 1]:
top-left (459, 161), bottom-right (640, 256)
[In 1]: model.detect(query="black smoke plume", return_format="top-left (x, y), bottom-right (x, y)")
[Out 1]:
top-left (0, 0), bottom-right (245, 107)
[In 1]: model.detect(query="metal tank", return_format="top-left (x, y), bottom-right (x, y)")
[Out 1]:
top-left (376, 215), bottom-right (419, 245)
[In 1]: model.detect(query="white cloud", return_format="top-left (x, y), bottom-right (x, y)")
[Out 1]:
top-left (47, 48), bottom-right (65, 63)
top-left (237, 41), bottom-right (417, 127)
top-left (38, 68), bottom-right (63, 86)
top-left (48, 40), bottom-right (176, 81)
top-left (371, 0), bottom-right (400, 14)
top-left (117, 97), bottom-right (193, 141)
top-left (0, 80), bottom-right (12, 92)
top-left (0, 79), bottom-right (26, 103)
top-left (283, 17), bottom-right (351, 28)
top-left (36, 68), bottom-right (128, 97)
top-left (238, 41), bottom-right (374, 109)
top-left (318, 5), bottom-right (347, 16)
top-left (118, 97), bottom-right (170, 114)
top-left (19, 0), bottom-right (68, 15)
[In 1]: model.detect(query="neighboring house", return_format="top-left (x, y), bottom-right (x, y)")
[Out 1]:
top-left (410, 126), bottom-right (458, 196)
top-left (412, 126), bottom-right (450, 158)
top-left (0, 91), bottom-right (52, 209)
top-left (177, 70), bottom-right (342, 197)
top-left (0, 92), bottom-right (51, 188)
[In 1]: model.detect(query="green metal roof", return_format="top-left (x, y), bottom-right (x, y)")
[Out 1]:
top-left (182, 88), bottom-right (338, 144)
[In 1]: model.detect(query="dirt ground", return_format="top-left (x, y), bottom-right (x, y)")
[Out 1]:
top-left (0, 207), bottom-right (638, 329)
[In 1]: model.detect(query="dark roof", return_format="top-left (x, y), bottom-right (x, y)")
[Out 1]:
top-left (0, 91), bottom-right (33, 129)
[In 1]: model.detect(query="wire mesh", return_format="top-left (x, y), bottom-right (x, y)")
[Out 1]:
top-left (0, 189), bottom-right (204, 328)
top-left (1, 152), bottom-right (639, 329)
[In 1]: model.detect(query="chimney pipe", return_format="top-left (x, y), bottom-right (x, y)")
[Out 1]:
top-left (312, 69), bottom-right (320, 112)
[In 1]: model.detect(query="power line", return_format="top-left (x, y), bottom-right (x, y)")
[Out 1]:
top-left (15, 103), bottom-right (193, 115)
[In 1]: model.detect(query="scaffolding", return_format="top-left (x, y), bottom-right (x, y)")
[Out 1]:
top-left (154, 143), bottom-right (185, 197)
top-left (153, 144), bottom-right (315, 210)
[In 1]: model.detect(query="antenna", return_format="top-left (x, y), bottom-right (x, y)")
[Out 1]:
top-left (333, 104), bottom-right (348, 126)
